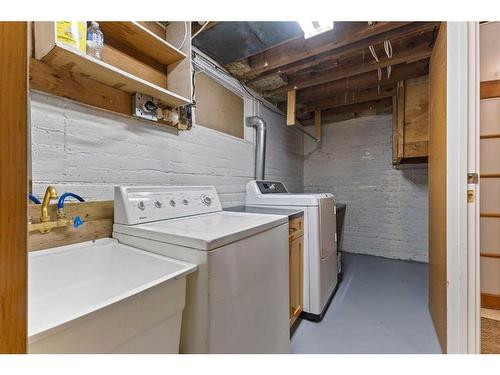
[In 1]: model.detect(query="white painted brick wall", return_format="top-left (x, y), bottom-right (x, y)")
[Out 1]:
top-left (30, 91), bottom-right (303, 208)
top-left (304, 115), bottom-right (429, 262)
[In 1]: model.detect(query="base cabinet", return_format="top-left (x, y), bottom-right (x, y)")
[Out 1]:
top-left (289, 215), bottom-right (304, 327)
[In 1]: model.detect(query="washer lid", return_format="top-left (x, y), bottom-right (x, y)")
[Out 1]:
top-left (113, 211), bottom-right (288, 251)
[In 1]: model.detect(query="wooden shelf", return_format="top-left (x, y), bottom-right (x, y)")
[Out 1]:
top-left (41, 42), bottom-right (190, 108)
top-left (99, 22), bottom-right (186, 66)
top-left (481, 79), bottom-right (500, 99)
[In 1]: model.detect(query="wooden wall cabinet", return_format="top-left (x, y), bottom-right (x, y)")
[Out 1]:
top-left (31, 21), bottom-right (192, 128)
top-left (289, 215), bottom-right (304, 328)
top-left (392, 76), bottom-right (429, 164)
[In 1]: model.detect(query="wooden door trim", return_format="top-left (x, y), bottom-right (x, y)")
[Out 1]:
top-left (0, 21), bottom-right (28, 353)
top-left (428, 21), bottom-right (447, 353)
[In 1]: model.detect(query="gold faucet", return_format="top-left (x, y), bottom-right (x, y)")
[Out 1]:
top-left (40, 186), bottom-right (58, 223)
top-left (28, 186), bottom-right (74, 233)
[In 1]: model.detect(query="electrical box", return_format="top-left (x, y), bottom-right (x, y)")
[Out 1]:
top-left (132, 93), bottom-right (159, 121)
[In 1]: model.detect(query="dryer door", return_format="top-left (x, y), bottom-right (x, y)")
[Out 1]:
top-left (319, 197), bottom-right (336, 259)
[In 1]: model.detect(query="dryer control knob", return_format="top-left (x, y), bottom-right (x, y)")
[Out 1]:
top-left (137, 201), bottom-right (146, 210)
top-left (169, 199), bottom-right (176, 207)
top-left (201, 195), bottom-right (212, 206)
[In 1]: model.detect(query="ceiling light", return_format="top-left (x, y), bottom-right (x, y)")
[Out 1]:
top-left (297, 21), bottom-right (334, 39)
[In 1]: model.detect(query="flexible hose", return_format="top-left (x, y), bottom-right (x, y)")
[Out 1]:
top-left (58, 192), bottom-right (85, 209)
top-left (29, 193), bottom-right (41, 204)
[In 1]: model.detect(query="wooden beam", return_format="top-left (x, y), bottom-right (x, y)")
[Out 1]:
top-left (287, 89), bottom-right (297, 126)
top-left (28, 201), bottom-right (114, 252)
top-left (192, 21), bottom-right (218, 39)
top-left (229, 22), bottom-right (412, 79)
top-left (297, 60), bottom-right (429, 103)
top-left (246, 22), bottom-right (439, 86)
top-left (300, 97), bottom-right (393, 120)
top-left (392, 96), bottom-right (401, 164)
top-left (303, 84), bottom-right (396, 112)
top-left (314, 110), bottom-right (321, 140)
top-left (305, 98), bottom-right (393, 124)
top-left (396, 81), bottom-right (405, 159)
top-left (480, 79), bottom-right (500, 99)
top-left (0, 21), bottom-right (28, 354)
top-left (267, 42), bottom-right (433, 96)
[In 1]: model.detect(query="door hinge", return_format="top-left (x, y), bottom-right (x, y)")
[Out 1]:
top-left (467, 173), bottom-right (479, 184)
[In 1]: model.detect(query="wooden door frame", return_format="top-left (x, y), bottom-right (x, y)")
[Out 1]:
top-left (0, 22), bottom-right (28, 353)
top-left (446, 21), bottom-right (481, 354)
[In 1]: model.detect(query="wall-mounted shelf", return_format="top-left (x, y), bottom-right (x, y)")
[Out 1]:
top-left (32, 21), bottom-right (193, 122)
top-left (39, 42), bottom-right (190, 108)
top-left (98, 22), bottom-right (186, 66)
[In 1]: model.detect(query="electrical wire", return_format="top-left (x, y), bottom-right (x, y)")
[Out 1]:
top-left (368, 45), bottom-right (379, 62)
top-left (383, 40), bottom-right (393, 58)
top-left (178, 21), bottom-right (188, 50)
top-left (383, 40), bottom-right (393, 79)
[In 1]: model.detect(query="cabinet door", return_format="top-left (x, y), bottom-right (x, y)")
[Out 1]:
top-left (289, 235), bottom-right (303, 326)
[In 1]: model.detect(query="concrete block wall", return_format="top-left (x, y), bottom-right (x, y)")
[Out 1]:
top-left (30, 91), bottom-right (303, 207)
top-left (304, 115), bottom-right (429, 262)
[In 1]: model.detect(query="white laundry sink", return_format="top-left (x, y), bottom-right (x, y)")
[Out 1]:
top-left (28, 238), bottom-right (197, 353)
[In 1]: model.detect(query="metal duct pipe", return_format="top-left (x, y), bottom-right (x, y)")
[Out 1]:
top-left (246, 116), bottom-right (267, 180)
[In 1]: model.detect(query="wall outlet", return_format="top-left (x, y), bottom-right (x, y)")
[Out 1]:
top-left (132, 93), bottom-right (158, 121)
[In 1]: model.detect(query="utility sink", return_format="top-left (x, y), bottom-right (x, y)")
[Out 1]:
top-left (28, 238), bottom-right (197, 353)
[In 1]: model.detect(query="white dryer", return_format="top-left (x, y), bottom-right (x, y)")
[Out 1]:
top-left (112, 185), bottom-right (289, 353)
top-left (246, 180), bottom-right (338, 321)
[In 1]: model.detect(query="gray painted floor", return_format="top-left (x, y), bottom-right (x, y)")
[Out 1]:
top-left (291, 252), bottom-right (442, 354)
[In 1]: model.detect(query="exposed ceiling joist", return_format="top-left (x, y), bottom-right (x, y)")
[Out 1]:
top-left (323, 97), bottom-right (393, 115)
top-left (303, 84), bottom-right (396, 112)
top-left (193, 21), bottom-right (440, 116)
top-left (266, 42), bottom-right (433, 96)
top-left (245, 22), bottom-right (439, 86)
top-left (299, 97), bottom-right (394, 124)
top-left (227, 22), bottom-right (412, 80)
top-left (296, 59), bottom-right (429, 103)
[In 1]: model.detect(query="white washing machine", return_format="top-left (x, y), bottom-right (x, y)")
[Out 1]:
top-left (246, 180), bottom-right (338, 321)
top-left (112, 185), bottom-right (290, 354)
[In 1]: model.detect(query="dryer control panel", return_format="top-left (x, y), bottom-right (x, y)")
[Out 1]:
top-left (114, 186), bottom-right (222, 225)
top-left (255, 180), bottom-right (288, 194)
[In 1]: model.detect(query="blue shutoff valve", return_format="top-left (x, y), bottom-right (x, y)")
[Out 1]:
top-left (73, 216), bottom-right (84, 228)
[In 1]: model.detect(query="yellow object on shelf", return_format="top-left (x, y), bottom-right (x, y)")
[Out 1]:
top-left (56, 21), bottom-right (86, 54)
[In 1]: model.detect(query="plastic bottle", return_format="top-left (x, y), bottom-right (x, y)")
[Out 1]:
top-left (86, 21), bottom-right (104, 60)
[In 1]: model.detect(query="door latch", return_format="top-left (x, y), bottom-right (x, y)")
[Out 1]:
top-left (467, 190), bottom-right (475, 203)
top-left (467, 173), bottom-right (479, 184)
